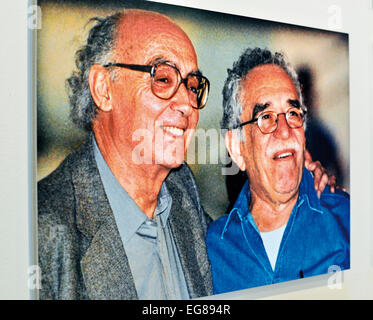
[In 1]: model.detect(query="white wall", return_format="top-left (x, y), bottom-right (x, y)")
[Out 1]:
top-left (0, 1), bottom-right (32, 299)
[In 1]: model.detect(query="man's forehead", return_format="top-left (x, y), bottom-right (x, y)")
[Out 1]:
top-left (244, 64), bottom-right (295, 87)
top-left (240, 64), bottom-right (298, 104)
top-left (113, 11), bottom-right (197, 69)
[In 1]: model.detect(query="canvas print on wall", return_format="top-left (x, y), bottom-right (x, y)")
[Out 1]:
top-left (37, 0), bottom-right (349, 299)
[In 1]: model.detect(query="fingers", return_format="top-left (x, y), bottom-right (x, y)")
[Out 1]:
top-left (304, 149), bottom-right (312, 163)
top-left (335, 184), bottom-right (347, 192)
top-left (317, 173), bottom-right (329, 198)
top-left (311, 160), bottom-right (323, 187)
top-left (304, 152), bottom-right (313, 171)
top-left (305, 161), bottom-right (316, 173)
top-left (304, 155), bottom-right (345, 197)
top-left (328, 175), bottom-right (347, 193)
top-left (328, 175), bottom-right (337, 193)
top-left (309, 160), bottom-right (331, 199)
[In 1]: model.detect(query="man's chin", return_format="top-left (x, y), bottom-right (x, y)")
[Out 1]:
top-left (156, 156), bottom-right (185, 170)
top-left (271, 178), bottom-right (301, 201)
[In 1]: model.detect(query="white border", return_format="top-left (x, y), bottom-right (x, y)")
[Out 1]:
top-left (0, 0), bottom-right (371, 299)
top-left (0, 1), bottom-right (30, 299)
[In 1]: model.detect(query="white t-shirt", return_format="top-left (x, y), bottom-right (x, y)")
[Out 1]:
top-left (260, 224), bottom-right (287, 271)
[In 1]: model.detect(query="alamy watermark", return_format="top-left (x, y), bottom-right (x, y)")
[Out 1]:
top-left (130, 126), bottom-right (241, 175)
top-left (28, 5), bottom-right (42, 30)
top-left (28, 265), bottom-right (42, 290)
top-left (28, 224), bottom-right (68, 290)
top-left (327, 265), bottom-right (343, 289)
top-left (327, 5), bottom-right (343, 30)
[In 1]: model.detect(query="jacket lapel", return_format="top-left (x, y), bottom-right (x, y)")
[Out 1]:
top-left (71, 139), bottom-right (138, 300)
top-left (166, 167), bottom-right (213, 298)
top-left (80, 215), bottom-right (138, 300)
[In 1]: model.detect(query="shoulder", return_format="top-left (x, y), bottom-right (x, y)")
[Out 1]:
top-left (38, 139), bottom-right (92, 219)
top-left (320, 187), bottom-right (350, 210)
top-left (302, 169), bottom-right (349, 222)
top-left (319, 187), bottom-right (350, 232)
top-left (318, 186), bottom-right (350, 222)
top-left (38, 147), bottom-right (84, 220)
top-left (38, 147), bottom-right (89, 299)
top-left (37, 144), bottom-right (89, 252)
top-left (38, 156), bottom-right (75, 221)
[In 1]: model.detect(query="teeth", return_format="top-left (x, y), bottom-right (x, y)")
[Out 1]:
top-left (162, 126), bottom-right (184, 136)
top-left (275, 152), bottom-right (293, 159)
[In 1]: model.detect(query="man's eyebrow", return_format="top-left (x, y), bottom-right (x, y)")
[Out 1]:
top-left (150, 56), bottom-right (168, 65)
top-left (288, 99), bottom-right (301, 108)
top-left (149, 57), bottom-right (202, 76)
top-left (252, 103), bottom-right (269, 119)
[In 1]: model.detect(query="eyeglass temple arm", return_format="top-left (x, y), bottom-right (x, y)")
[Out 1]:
top-left (230, 118), bottom-right (258, 130)
top-left (103, 63), bottom-right (152, 73)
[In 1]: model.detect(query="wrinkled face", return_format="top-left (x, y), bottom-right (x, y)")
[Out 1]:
top-left (108, 12), bottom-right (199, 169)
top-left (239, 64), bottom-right (306, 203)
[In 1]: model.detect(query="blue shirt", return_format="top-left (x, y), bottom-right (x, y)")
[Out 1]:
top-left (93, 136), bottom-right (190, 299)
top-left (206, 169), bottom-right (350, 294)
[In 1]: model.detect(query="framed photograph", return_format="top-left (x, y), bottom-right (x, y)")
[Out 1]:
top-left (1, 0), bottom-right (368, 301)
top-left (35, 0), bottom-right (351, 299)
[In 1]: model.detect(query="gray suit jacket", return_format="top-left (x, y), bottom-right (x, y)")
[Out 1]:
top-left (38, 139), bottom-right (213, 300)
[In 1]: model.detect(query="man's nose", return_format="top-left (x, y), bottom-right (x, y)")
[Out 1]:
top-left (170, 82), bottom-right (194, 117)
top-left (273, 113), bottom-right (290, 139)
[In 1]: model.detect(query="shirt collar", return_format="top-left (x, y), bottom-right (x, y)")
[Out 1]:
top-left (92, 134), bottom-right (172, 243)
top-left (297, 168), bottom-right (324, 214)
top-left (155, 182), bottom-right (172, 228)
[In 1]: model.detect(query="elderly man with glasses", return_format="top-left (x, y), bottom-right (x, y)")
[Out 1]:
top-left (206, 47), bottom-right (350, 294)
top-left (38, 10), bottom-right (336, 300)
top-left (38, 9), bottom-right (211, 300)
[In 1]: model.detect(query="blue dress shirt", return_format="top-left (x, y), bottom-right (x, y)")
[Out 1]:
top-left (206, 169), bottom-right (350, 294)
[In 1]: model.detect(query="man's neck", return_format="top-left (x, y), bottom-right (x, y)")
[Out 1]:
top-left (93, 127), bottom-right (170, 219)
top-left (249, 187), bottom-right (299, 232)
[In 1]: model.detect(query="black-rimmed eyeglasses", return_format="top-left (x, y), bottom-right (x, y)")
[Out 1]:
top-left (103, 61), bottom-right (210, 109)
top-left (231, 107), bottom-right (307, 134)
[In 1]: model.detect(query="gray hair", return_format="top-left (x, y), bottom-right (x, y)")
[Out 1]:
top-left (66, 12), bottom-right (123, 131)
top-left (221, 47), bottom-right (306, 132)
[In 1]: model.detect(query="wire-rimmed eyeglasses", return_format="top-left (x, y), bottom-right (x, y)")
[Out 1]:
top-left (231, 107), bottom-right (307, 134)
top-left (103, 60), bottom-right (210, 109)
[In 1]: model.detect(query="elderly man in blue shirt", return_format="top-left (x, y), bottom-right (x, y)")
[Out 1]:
top-left (206, 47), bottom-right (350, 294)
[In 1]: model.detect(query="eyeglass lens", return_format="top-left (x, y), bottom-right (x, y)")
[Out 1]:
top-left (151, 63), bottom-right (208, 109)
top-left (258, 108), bottom-right (304, 133)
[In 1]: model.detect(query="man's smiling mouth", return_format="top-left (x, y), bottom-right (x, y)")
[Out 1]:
top-left (162, 125), bottom-right (185, 137)
top-left (272, 149), bottom-right (295, 160)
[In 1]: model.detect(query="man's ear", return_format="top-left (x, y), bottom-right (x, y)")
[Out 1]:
top-left (225, 129), bottom-right (246, 172)
top-left (88, 65), bottom-right (113, 112)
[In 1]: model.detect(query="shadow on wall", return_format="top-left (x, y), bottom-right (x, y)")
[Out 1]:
top-left (299, 65), bottom-right (344, 187)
